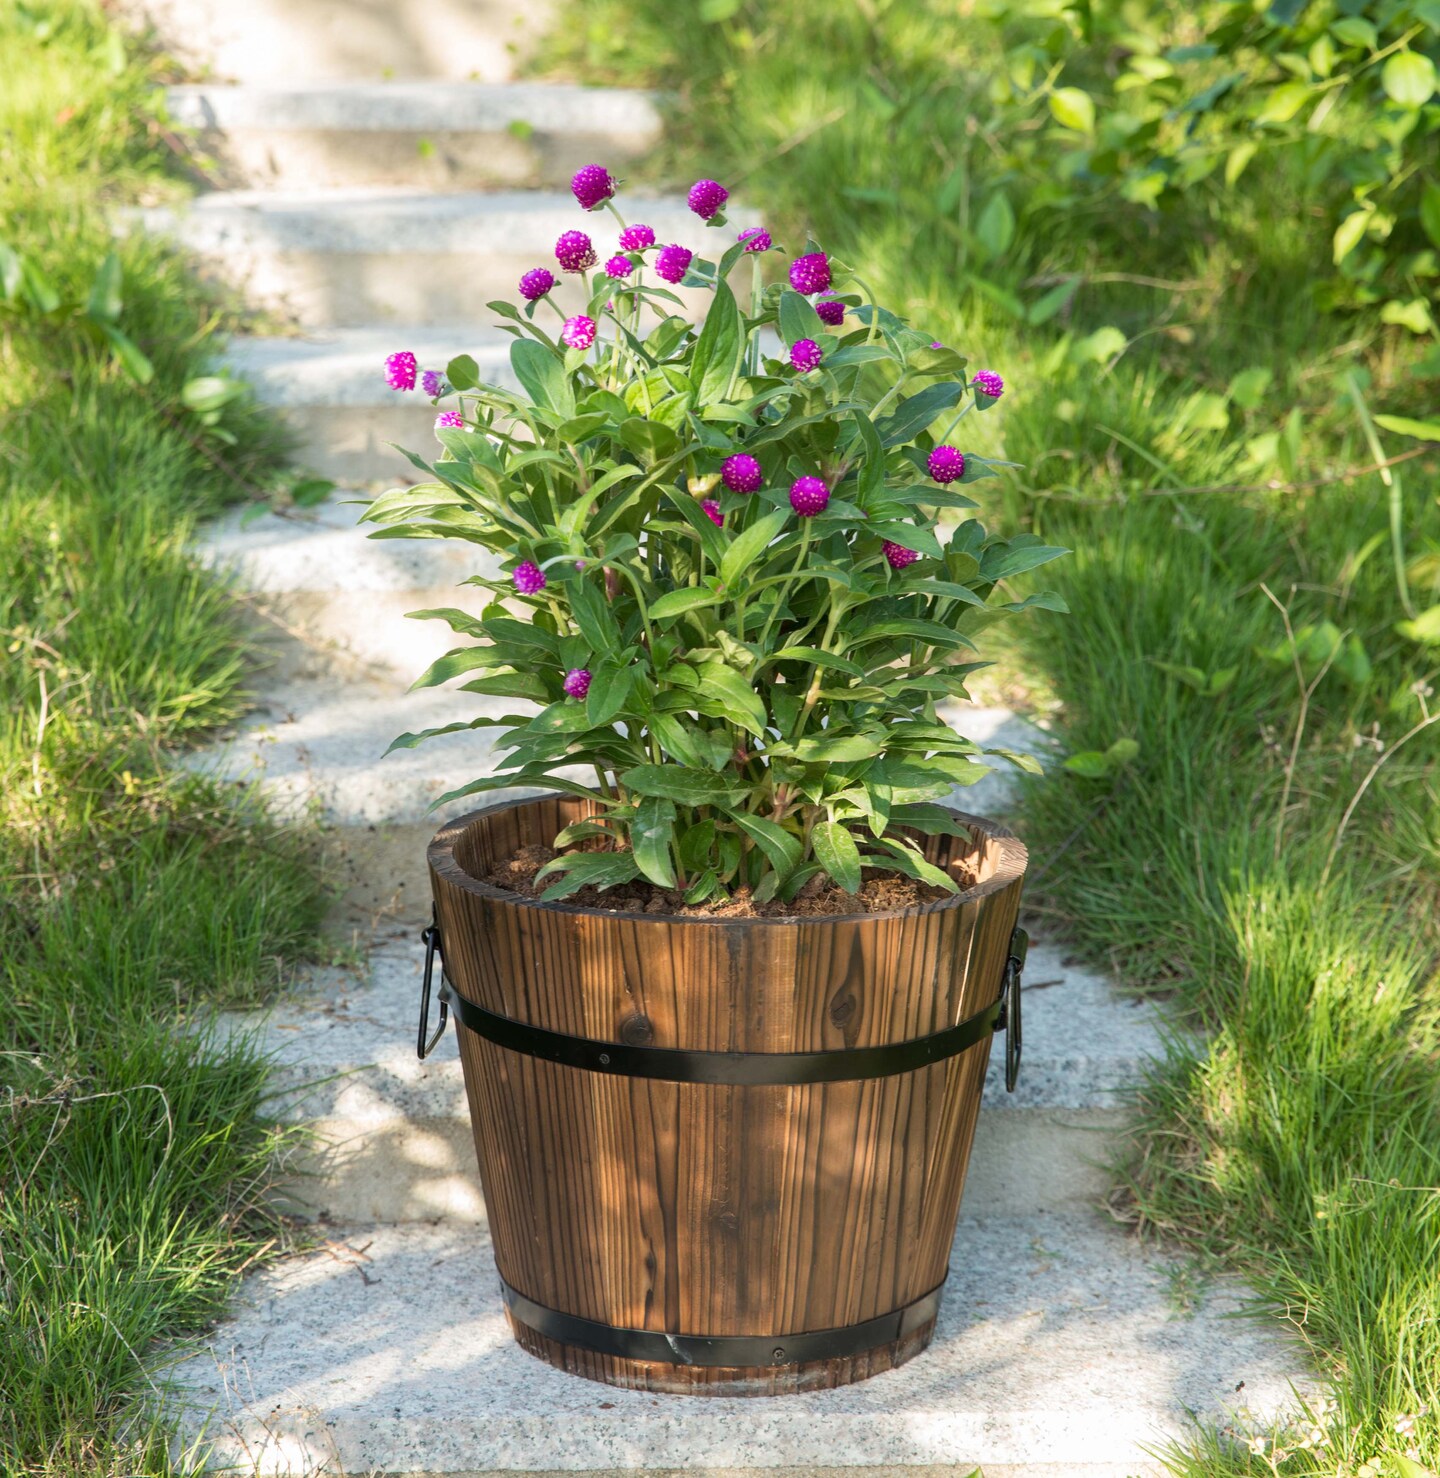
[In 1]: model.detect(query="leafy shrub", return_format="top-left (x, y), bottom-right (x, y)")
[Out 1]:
top-left (370, 170), bottom-right (1065, 905)
top-left (984, 0), bottom-right (1440, 322)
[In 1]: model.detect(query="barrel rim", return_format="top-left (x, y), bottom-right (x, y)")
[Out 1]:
top-left (429, 795), bottom-right (1027, 927)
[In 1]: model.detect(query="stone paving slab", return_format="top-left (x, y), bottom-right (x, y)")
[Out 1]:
top-left (134, 189), bottom-right (708, 326)
top-left (170, 1214), bottom-right (1301, 1476)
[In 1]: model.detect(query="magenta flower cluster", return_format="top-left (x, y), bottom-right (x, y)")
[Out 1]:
top-left (701, 499), bottom-right (724, 528)
top-left (605, 254), bottom-right (633, 280)
top-left (563, 668), bottom-right (592, 700)
top-left (571, 164), bottom-right (614, 211)
top-left (555, 230), bottom-right (597, 273)
top-left (435, 410), bottom-right (464, 430)
top-left (655, 244), bottom-right (693, 284)
top-left (815, 296), bottom-right (845, 326)
top-left (973, 370), bottom-right (1005, 399)
top-left (738, 227), bottom-right (771, 253)
top-left (789, 477), bottom-right (830, 517)
top-left (790, 338), bottom-right (823, 373)
top-left (789, 252), bottom-right (831, 295)
top-left (519, 267), bottom-right (556, 301)
top-left (883, 541), bottom-right (921, 570)
top-left (687, 178), bottom-right (729, 221)
top-left (721, 453), bottom-right (763, 493)
top-left (619, 223), bottom-right (655, 251)
top-left (561, 315), bottom-right (597, 350)
top-left (928, 446), bottom-right (966, 484)
top-left (513, 562), bottom-right (547, 596)
top-left (385, 350), bottom-right (417, 391)
top-left (421, 369), bottom-right (444, 397)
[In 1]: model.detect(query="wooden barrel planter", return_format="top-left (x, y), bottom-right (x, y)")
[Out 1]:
top-left (420, 795), bottom-right (1028, 1396)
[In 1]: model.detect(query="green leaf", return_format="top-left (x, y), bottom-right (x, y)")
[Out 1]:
top-left (410, 646), bottom-right (510, 689)
top-left (86, 251), bottom-right (123, 322)
top-left (622, 764), bottom-right (740, 806)
top-left (535, 851), bottom-right (642, 900)
top-left (445, 354), bottom-right (480, 391)
top-left (1254, 79), bottom-right (1311, 125)
top-left (632, 796), bottom-right (677, 888)
top-left (1375, 414), bottom-right (1440, 441)
top-left (777, 287), bottom-right (821, 348)
top-left (974, 192), bottom-right (1016, 259)
top-left (1421, 182), bottom-right (1440, 250)
top-left (692, 660), bottom-right (768, 736)
top-left (650, 585), bottom-right (723, 620)
top-left (1381, 50), bottom-right (1437, 107)
top-left (97, 323), bottom-right (153, 384)
top-left (793, 733), bottom-right (884, 763)
top-left (510, 338), bottom-right (574, 416)
top-left (870, 838), bottom-right (960, 894)
top-left (812, 820), bottom-right (862, 895)
top-left (585, 662), bottom-right (633, 727)
top-left (719, 508), bottom-right (790, 588)
top-left (619, 416), bottom-right (682, 463)
top-left (1332, 208), bottom-right (1370, 265)
top-left (1049, 86), bottom-right (1095, 133)
top-left (876, 382), bottom-right (965, 447)
top-left (691, 278), bottom-right (745, 405)
top-left (1396, 605), bottom-right (1440, 645)
top-left (730, 813), bottom-right (803, 878)
top-left (979, 542), bottom-right (1070, 580)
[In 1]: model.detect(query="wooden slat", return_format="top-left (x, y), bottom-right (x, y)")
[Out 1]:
top-left (431, 797), bottom-right (1026, 1395)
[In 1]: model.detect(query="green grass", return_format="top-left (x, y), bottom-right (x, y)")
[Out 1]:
top-left (542, 4), bottom-right (1440, 1471)
top-left (0, 4), bottom-right (324, 1473)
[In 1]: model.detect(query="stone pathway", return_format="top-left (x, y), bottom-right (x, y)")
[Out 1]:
top-left (133, 3), bottom-right (1306, 1471)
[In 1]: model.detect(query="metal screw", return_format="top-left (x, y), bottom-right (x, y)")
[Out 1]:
top-left (772, 1347), bottom-right (786, 1362)
top-left (598, 1053), bottom-right (610, 1065)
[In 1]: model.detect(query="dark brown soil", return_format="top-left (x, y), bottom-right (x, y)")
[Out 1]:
top-left (480, 841), bottom-right (973, 918)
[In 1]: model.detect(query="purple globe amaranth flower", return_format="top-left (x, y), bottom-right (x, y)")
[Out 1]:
top-left (687, 178), bottom-right (729, 220)
top-left (654, 244), bottom-right (693, 284)
top-left (604, 254), bottom-right (633, 280)
top-left (815, 295), bottom-right (845, 326)
top-left (930, 341), bottom-right (945, 350)
top-left (519, 267), bottom-right (556, 301)
top-left (512, 561), bottom-right (547, 596)
top-left (435, 410), bottom-right (465, 429)
top-left (421, 369), bottom-right (444, 397)
top-left (973, 370), bottom-right (1005, 400)
top-left (883, 540), bottom-right (921, 570)
top-left (563, 668), bottom-right (592, 700)
top-left (570, 163), bottom-right (614, 211)
top-left (789, 476), bottom-right (830, 517)
top-left (384, 350), bottom-right (417, 391)
top-left (789, 251), bottom-right (831, 295)
top-left (555, 230), bottom-right (598, 273)
top-left (721, 453), bottom-right (763, 494)
top-left (737, 226), bottom-right (772, 253)
top-left (618, 223), bottom-right (655, 251)
top-left (561, 314), bottom-right (597, 350)
top-left (790, 338), bottom-right (823, 373)
top-left (928, 445), bottom-right (966, 484)
top-left (701, 499), bottom-right (724, 528)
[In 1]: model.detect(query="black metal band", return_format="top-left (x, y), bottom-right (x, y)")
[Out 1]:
top-left (440, 975), bottom-right (1001, 1085)
top-left (500, 1272), bottom-right (944, 1369)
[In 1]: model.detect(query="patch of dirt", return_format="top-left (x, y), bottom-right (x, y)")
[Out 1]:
top-left (479, 842), bottom-right (973, 918)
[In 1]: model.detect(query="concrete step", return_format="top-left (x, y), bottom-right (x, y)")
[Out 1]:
top-left (130, 0), bottom-right (553, 84)
top-left (136, 188), bottom-right (702, 327)
top-left (168, 1214), bottom-right (1304, 1476)
top-left (225, 327), bottom-right (517, 483)
top-left (237, 930), bottom-right (1165, 1226)
top-left (167, 82), bottom-right (662, 191)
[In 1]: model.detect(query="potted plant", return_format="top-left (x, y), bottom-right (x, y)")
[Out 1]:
top-left (372, 165), bottom-right (1065, 1394)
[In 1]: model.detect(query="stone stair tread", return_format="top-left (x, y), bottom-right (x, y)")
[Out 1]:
top-left (169, 1214), bottom-right (1301, 1476)
top-left (167, 79), bottom-right (661, 134)
top-left (226, 326), bottom-right (517, 409)
top-left (135, 186), bottom-right (700, 253)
